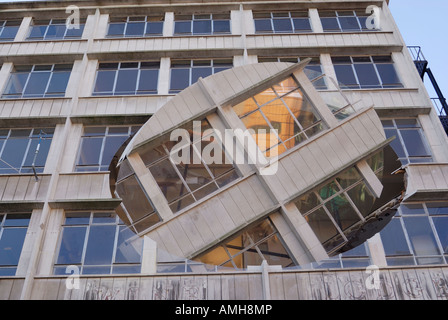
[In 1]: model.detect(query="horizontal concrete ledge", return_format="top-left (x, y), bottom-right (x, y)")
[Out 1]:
top-left (404, 190), bottom-right (448, 202)
top-left (70, 114), bottom-right (151, 125)
top-left (0, 53), bottom-right (85, 65)
top-left (48, 199), bottom-right (122, 210)
top-left (0, 201), bottom-right (44, 211)
top-left (374, 106), bottom-right (432, 117)
top-left (0, 116), bottom-right (67, 127)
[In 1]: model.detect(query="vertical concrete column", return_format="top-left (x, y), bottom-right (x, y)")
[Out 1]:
top-left (141, 236), bottom-right (158, 274)
top-left (14, 16), bottom-right (32, 41)
top-left (163, 12), bottom-right (174, 37)
top-left (230, 10), bottom-right (242, 35)
top-left (0, 62), bottom-right (14, 94)
top-left (366, 233), bottom-right (388, 267)
top-left (158, 57), bottom-right (171, 95)
top-left (82, 14), bottom-right (97, 40)
top-left (16, 209), bottom-right (43, 277)
top-left (320, 53), bottom-right (339, 90)
top-left (93, 14), bottom-right (109, 39)
top-left (309, 8), bottom-right (323, 33)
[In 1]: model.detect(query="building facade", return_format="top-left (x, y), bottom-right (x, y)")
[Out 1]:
top-left (0, 0), bottom-right (447, 300)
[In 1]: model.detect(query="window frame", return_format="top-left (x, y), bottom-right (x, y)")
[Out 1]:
top-left (0, 20), bottom-right (21, 41)
top-left (320, 10), bottom-right (378, 32)
top-left (106, 15), bottom-right (165, 38)
top-left (1, 64), bottom-right (73, 99)
top-left (27, 18), bottom-right (85, 40)
top-left (332, 56), bottom-right (403, 90)
top-left (173, 13), bottom-right (231, 36)
top-left (253, 11), bottom-right (312, 34)
top-left (75, 125), bottom-right (141, 172)
top-left (92, 61), bottom-right (160, 96)
top-left (53, 211), bottom-right (144, 275)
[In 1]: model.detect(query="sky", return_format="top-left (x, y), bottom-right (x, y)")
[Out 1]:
top-left (389, 0), bottom-right (448, 100)
top-left (0, 0), bottom-right (446, 100)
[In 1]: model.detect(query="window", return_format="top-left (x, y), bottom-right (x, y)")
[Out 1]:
top-left (54, 211), bottom-right (143, 275)
top-left (309, 243), bottom-right (371, 269)
top-left (294, 160), bottom-right (381, 254)
top-left (195, 218), bottom-right (293, 270)
top-left (332, 56), bottom-right (402, 89)
top-left (93, 61), bottom-right (160, 96)
top-left (381, 118), bottom-right (433, 165)
top-left (320, 10), bottom-right (377, 32)
top-left (141, 119), bottom-right (238, 213)
top-left (2, 64), bottom-right (73, 99)
top-left (233, 76), bottom-right (326, 157)
top-left (27, 19), bottom-right (85, 40)
top-left (380, 202), bottom-right (448, 266)
top-left (253, 11), bottom-right (312, 34)
top-left (75, 126), bottom-right (140, 172)
top-left (257, 57), bottom-right (326, 89)
top-left (169, 59), bottom-right (232, 94)
top-left (174, 14), bottom-right (230, 35)
top-left (0, 213), bottom-right (31, 276)
top-left (107, 16), bottom-right (164, 38)
top-left (0, 20), bottom-right (21, 41)
top-left (0, 128), bottom-right (54, 174)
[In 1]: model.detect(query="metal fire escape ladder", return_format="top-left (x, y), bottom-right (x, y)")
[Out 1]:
top-left (408, 46), bottom-right (448, 134)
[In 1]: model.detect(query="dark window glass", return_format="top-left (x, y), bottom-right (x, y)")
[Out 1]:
top-left (380, 218), bottom-right (411, 256)
top-left (339, 16), bottom-right (360, 31)
top-left (333, 64), bottom-right (358, 88)
top-left (0, 20), bottom-right (20, 41)
top-left (403, 216), bottom-right (440, 257)
top-left (174, 21), bottom-right (191, 34)
top-left (108, 23), bottom-right (125, 36)
top-left (273, 18), bottom-right (292, 32)
top-left (400, 130), bottom-right (431, 157)
top-left (170, 68), bottom-right (190, 93)
top-left (375, 64), bottom-right (402, 87)
top-left (138, 69), bottom-right (159, 94)
top-left (115, 69), bottom-right (139, 95)
top-left (321, 17), bottom-right (340, 31)
top-left (213, 20), bottom-right (230, 33)
top-left (146, 21), bottom-right (163, 35)
top-left (254, 19), bottom-right (272, 32)
top-left (433, 217), bottom-right (448, 254)
top-left (353, 63), bottom-right (381, 88)
top-left (56, 226), bottom-right (86, 264)
top-left (293, 18), bottom-right (312, 32)
top-left (193, 20), bottom-right (211, 34)
top-left (93, 70), bottom-right (116, 94)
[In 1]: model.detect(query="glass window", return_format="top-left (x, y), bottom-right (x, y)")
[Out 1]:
top-left (320, 10), bottom-right (378, 32)
top-left (233, 76), bottom-right (325, 157)
top-left (107, 15), bottom-right (164, 38)
top-left (253, 12), bottom-right (311, 34)
top-left (75, 125), bottom-right (140, 172)
top-left (174, 14), bottom-right (230, 35)
top-left (93, 61), bottom-right (160, 96)
top-left (2, 64), bottom-right (72, 99)
top-left (54, 211), bottom-right (143, 275)
top-left (293, 159), bottom-right (380, 254)
top-left (0, 213), bottom-right (31, 276)
top-left (141, 119), bottom-right (238, 213)
top-left (332, 56), bottom-right (402, 89)
top-left (169, 59), bottom-right (232, 94)
top-left (0, 128), bottom-right (54, 174)
top-left (381, 118), bottom-right (432, 165)
top-left (195, 218), bottom-right (294, 269)
top-left (0, 20), bottom-right (21, 41)
top-left (27, 19), bottom-right (85, 40)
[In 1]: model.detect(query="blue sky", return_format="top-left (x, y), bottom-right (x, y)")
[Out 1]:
top-left (389, 0), bottom-right (448, 99)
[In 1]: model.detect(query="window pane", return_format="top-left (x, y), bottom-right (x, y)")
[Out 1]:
top-left (84, 225), bottom-right (116, 265)
top-left (272, 19), bottom-right (292, 32)
top-left (108, 23), bottom-right (125, 36)
top-left (193, 20), bottom-right (211, 34)
top-left (77, 137), bottom-right (103, 166)
top-left (23, 72), bottom-right (51, 97)
top-left (116, 175), bottom-right (156, 222)
top-left (213, 20), bottom-right (230, 33)
top-left (380, 218), bottom-right (411, 256)
top-left (115, 69), bottom-right (138, 94)
top-left (148, 158), bottom-right (189, 202)
top-left (56, 226), bottom-right (86, 264)
top-left (433, 217), bottom-right (448, 254)
top-left (0, 26), bottom-right (19, 40)
top-left (254, 19), bottom-right (272, 32)
top-left (138, 69), bottom-right (158, 93)
top-left (45, 24), bottom-right (66, 39)
top-left (115, 226), bottom-right (142, 263)
top-left (125, 22), bottom-right (145, 36)
top-left (170, 68), bottom-right (190, 93)
top-left (334, 64), bottom-right (358, 88)
top-left (192, 67), bottom-right (212, 84)
top-left (3, 73), bottom-right (29, 97)
top-left (384, 128), bottom-right (406, 159)
top-left (321, 17), bottom-right (340, 31)
top-left (354, 64), bottom-right (381, 88)
top-left (101, 135), bottom-right (129, 167)
top-left (65, 25), bottom-right (84, 38)
top-left (28, 25), bottom-right (47, 38)
top-left (174, 21), bottom-right (191, 34)
top-left (46, 71), bottom-right (70, 96)
top-left (339, 17), bottom-right (360, 31)
top-left (346, 182), bottom-right (375, 217)
top-left (404, 216), bottom-right (440, 256)
top-left (22, 138), bottom-right (52, 169)
top-left (3, 214), bottom-right (31, 227)
top-left (146, 21), bottom-right (163, 35)
top-left (325, 194), bottom-right (361, 231)
top-left (376, 64), bottom-right (401, 87)
top-left (93, 70), bottom-right (116, 94)
top-left (293, 18), bottom-right (311, 31)
top-left (0, 228), bottom-right (28, 266)
top-left (306, 207), bottom-right (340, 244)
top-left (0, 137), bottom-right (29, 172)
top-left (400, 130), bottom-right (431, 157)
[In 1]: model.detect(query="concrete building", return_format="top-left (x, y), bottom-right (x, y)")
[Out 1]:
top-left (0, 0), bottom-right (447, 300)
